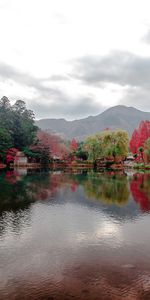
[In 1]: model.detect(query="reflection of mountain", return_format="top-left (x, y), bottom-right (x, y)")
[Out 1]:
top-left (130, 173), bottom-right (150, 212)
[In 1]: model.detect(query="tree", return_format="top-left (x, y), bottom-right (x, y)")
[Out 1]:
top-left (130, 129), bottom-right (140, 154)
top-left (70, 138), bottom-right (78, 152)
top-left (130, 121), bottom-right (150, 161)
top-left (24, 130), bottom-right (69, 164)
top-left (12, 100), bottom-right (38, 149)
top-left (0, 96), bottom-right (13, 133)
top-left (84, 129), bottom-right (129, 164)
top-left (0, 127), bottom-right (13, 162)
top-left (37, 130), bottom-right (68, 159)
top-left (6, 148), bottom-right (18, 164)
top-left (0, 96), bottom-right (38, 164)
top-left (138, 121), bottom-right (150, 147)
top-left (99, 129), bottom-right (129, 162)
top-left (84, 135), bottom-right (100, 162)
top-left (76, 142), bottom-right (88, 160)
top-left (24, 131), bottom-right (52, 164)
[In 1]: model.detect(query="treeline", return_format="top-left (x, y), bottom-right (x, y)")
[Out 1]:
top-left (1, 96), bottom-right (150, 166)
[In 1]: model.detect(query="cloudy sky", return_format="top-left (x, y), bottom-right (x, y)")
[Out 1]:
top-left (0, 0), bottom-right (150, 120)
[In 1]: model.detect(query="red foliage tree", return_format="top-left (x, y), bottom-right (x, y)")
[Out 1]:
top-left (129, 129), bottom-right (140, 154)
top-left (31, 130), bottom-right (69, 161)
top-left (70, 138), bottom-right (78, 152)
top-left (130, 121), bottom-right (150, 160)
top-left (138, 121), bottom-right (150, 147)
top-left (6, 148), bottom-right (18, 164)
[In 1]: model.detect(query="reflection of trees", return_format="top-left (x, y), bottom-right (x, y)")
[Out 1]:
top-left (0, 171), bottom-right (66, 236)
top-left (0, 171), bottom-right (73, 215)
top-left (81, 172), bottom-right (129, 206)
top-left (130, 173), bottom-right (150, 212)
top-left (0, 171), bottom-right (130, 215)
top-left (0, 171), bottom-right (50, 213)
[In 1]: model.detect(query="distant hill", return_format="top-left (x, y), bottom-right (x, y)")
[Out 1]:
top-left (35, 105), bottom-right (150, 140)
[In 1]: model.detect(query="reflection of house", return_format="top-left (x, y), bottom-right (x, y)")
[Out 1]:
top-left (14, 151), bottom-right (28, 166)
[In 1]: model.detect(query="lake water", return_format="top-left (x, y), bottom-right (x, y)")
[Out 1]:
top-left (1, 170), bottom-right (150, 299)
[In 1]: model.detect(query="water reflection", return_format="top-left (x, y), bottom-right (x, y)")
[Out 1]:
top-left (130, 173), bottom-right (150, 212)
top-left (1, 170), bottom-right (150, 212)
top-left (0, 170), bottom-right (150, 299)
top-left (80, 172), bottom-right (129, 205)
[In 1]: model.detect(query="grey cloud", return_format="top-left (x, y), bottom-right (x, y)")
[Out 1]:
top-left (120, 86), bottom-right (150, 112)
top-left (0, 62), bottom-right (103, 119)
top-left (0, 62), bottom-right (67, 101)
top-left (31, 96), bottom-right (104, 120)
top-left (73, 51), bottom-right (150, 88)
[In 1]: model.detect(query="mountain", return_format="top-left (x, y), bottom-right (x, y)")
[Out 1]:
top-left (35, 105), bottom-right (150, 140)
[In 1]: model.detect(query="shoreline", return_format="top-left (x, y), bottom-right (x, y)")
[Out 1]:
top-left (1, 162), bottom-right (150, 171)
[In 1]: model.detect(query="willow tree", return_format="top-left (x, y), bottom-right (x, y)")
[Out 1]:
top-left (84, 135), bottom-right (101, 163)
top-left (101, 129), bottom-right (129, 162)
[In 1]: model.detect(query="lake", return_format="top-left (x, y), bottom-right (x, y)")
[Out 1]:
top-left (0, 170), bottom-right (150, 299)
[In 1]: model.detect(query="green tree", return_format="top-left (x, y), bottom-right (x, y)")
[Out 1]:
top-left (101, 129), bottom-right (129, 162)
top-left (0, 96), bottom-right (38, 162)
top-left (0, 96), bottom-right (13, 131)
top-left (84, 135), bottom-right (101, 163)
top-left (12, 100), bottom-right (38, 149)
top-left (76, 141), bottom-right (88, 160)
top-left (0, 127), bottom-right (13, 161)
top-left (83, 129), bottom-right (129, 164)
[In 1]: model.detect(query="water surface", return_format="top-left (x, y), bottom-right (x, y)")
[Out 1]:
top-left (0, 170), bottom-right (150, 299)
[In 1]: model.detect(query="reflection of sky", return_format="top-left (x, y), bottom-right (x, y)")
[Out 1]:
top-left (76, 218), bottom-right (123, 249)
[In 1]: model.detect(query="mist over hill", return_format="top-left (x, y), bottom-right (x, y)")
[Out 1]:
top-left (36, 105), bottom-right (150, 140)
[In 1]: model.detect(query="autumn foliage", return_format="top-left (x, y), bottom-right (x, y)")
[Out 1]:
top-left (69, 138), bottom-right (78, 152)
top-left (6, 148), bottom-right (18, 164)
top-left (26, 130), bottom-right (69, 163)
top-left (37, 131), bottom-right (69, 159)
top-left (130, 121), bottom-right (150, 161)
